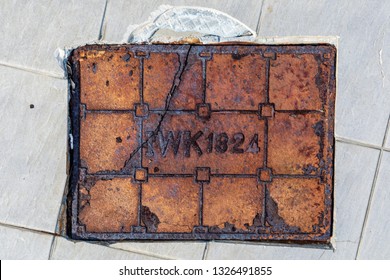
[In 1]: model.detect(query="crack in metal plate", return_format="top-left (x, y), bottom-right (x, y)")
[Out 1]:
top-left (67, 44), bottom-right (336, 243)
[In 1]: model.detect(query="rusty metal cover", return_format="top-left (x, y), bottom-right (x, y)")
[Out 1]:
top-left (67, 44), bottom-right (336, 243)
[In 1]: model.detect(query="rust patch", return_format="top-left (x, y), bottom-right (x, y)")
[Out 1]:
top-left (142, 177), bottom-right (199, 233)
top-left (268, 112), bottom-right (322, 175)
top-left (79, 49), bottom-right (140, 110)
top-left (141, 206), bottom-right (160, 233)
top-left (269, 53), bottom-right (323, 110)
top-left (265, 188), bottom-right (300, 233)
top-left (204, 178), bottom-right (263, 232)
top-left (267, 178), bottom-right (326, 233)
top-left (207, 53), bottom-right (266, 110)
top-left (78, 178), bottom-right (138, 232)
top-left (80, 113), bottom-right (138, 173)
top-left (143, 52), bottom-right (203, 110)
top-left (68, 44), bottom-right (336, 243)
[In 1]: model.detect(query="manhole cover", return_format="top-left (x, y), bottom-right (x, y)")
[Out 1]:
top-left (68, 44), bottom-right (335, 243)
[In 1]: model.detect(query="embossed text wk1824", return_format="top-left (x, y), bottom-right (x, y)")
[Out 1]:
top-left (145, 130), bottom-right (260, 157)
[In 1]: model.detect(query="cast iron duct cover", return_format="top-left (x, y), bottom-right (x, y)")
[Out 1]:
top-left (67, 44), bottom-right (336, 242)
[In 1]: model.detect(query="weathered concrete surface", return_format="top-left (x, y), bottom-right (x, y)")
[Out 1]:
top-left (0, 0), bottom-right (106, 75)
top-left (0, 66), bottom-right (67, 233)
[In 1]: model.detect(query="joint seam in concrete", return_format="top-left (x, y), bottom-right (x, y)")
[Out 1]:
top-left (255, 0), bottom-right (265, 35)
top-left (98, 0), bottom-right (108, 40)
top-left (355, 113), bottom-right (390, 259)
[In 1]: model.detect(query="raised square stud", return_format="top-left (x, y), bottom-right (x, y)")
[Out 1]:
top-left (262, 52), bottom-right (276, 60)
top-left (134, 103), bottom-right (149, 118)
top-left (195, 167), bottom-right (210, 182)
top-left (196, 103), bottom-right (211, 120)
top-left (257, 168), bottom-right (272, 183)
top-left (131, 226), bottom-right (146, 233)
top-left (258, 103), bottom-right (275, 119)
top-left (135, 51), bottom-right (150, 58)
top-left (193, 226), bottom-right (208, 233)
top-left (134, 168), bottom-right (148, 182)
top-left (76, 225), bottom-right (86, 234)
top-left (199, 52), bottom-right (212, 58)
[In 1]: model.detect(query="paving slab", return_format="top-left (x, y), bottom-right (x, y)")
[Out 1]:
top-left (258, 0), bottom-right (390, 146)
top-left (0, 225), bottom-right (53, 260)
top-left (206, 241), bottom-right (360, 260)
top-left (0, 0), bottom-right (106, 75)
top-left (110, 242), bottom-right (206, 260)
top-left (205, 142), bottom-right (379, 259)
top-left (358, 151), bottom-right (390, 259)
top-left (102, 0), bottom-right (262, 42)
top-left (0, 66), bottom-right (67, 232)
top-left (50, 237), bottom-right (159, 260)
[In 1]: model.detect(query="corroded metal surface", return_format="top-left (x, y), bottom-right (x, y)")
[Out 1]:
top-left (68, 44), bottom-right (336, 242)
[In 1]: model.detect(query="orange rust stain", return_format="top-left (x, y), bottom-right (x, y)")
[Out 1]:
top-left (269, 53), bottom-right (323, 110)
top-left (143, 52), bottom-right (203, 110)
top-left (80, 113), bottom-right (138, 173)
top-left (79, 49), bottom-right (140, 110)
top-left (142, 177), bottom-right (199, 233)
top-left (79, 178), bottom-right (138, 232)
top-left (203, 178), bottom-right (263, 231)
top-left (206, 52), bottom-right (266, 110)
top-left (268, 178), bottom-right (325, 233)
top-left (268, 112), bottom-right (322, 175)
top-left (143, 53), bottom-right (179, 109)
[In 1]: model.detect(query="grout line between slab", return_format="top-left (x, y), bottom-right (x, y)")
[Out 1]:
top-left (53, 173), bottom-right (70, 236)
top-left (255, 0), bottom-right (265, 35)
top-left (203, 241), bottom-right (211, 260)
top-left (382, 115), bottom-right (390, 153)
top-left (102, 244), bottom-right (172, 260)
top-left (0, 61), bottom-right (64, 79)
top-left (354, 149), bottom-right (383, 259)
top-left (355, 113), bottom-right (390, 259)
top-left (213, 239), bottom-right (332, 250)
top-left (47, 236), bottom-right (171, 260)
top-left (0, 222), bottom-right (58, 237)
top-left (335, 136), bottom-right (389, 151)
top-left (48, 236), bottom-right (57, 260)
top-left (202, 242), bottom-right (209, 260)
top-left (98, 0), bottom-right (108, 40)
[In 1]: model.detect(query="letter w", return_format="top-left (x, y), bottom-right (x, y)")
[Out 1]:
top-left (158, 131), bottom-right (182, 157)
